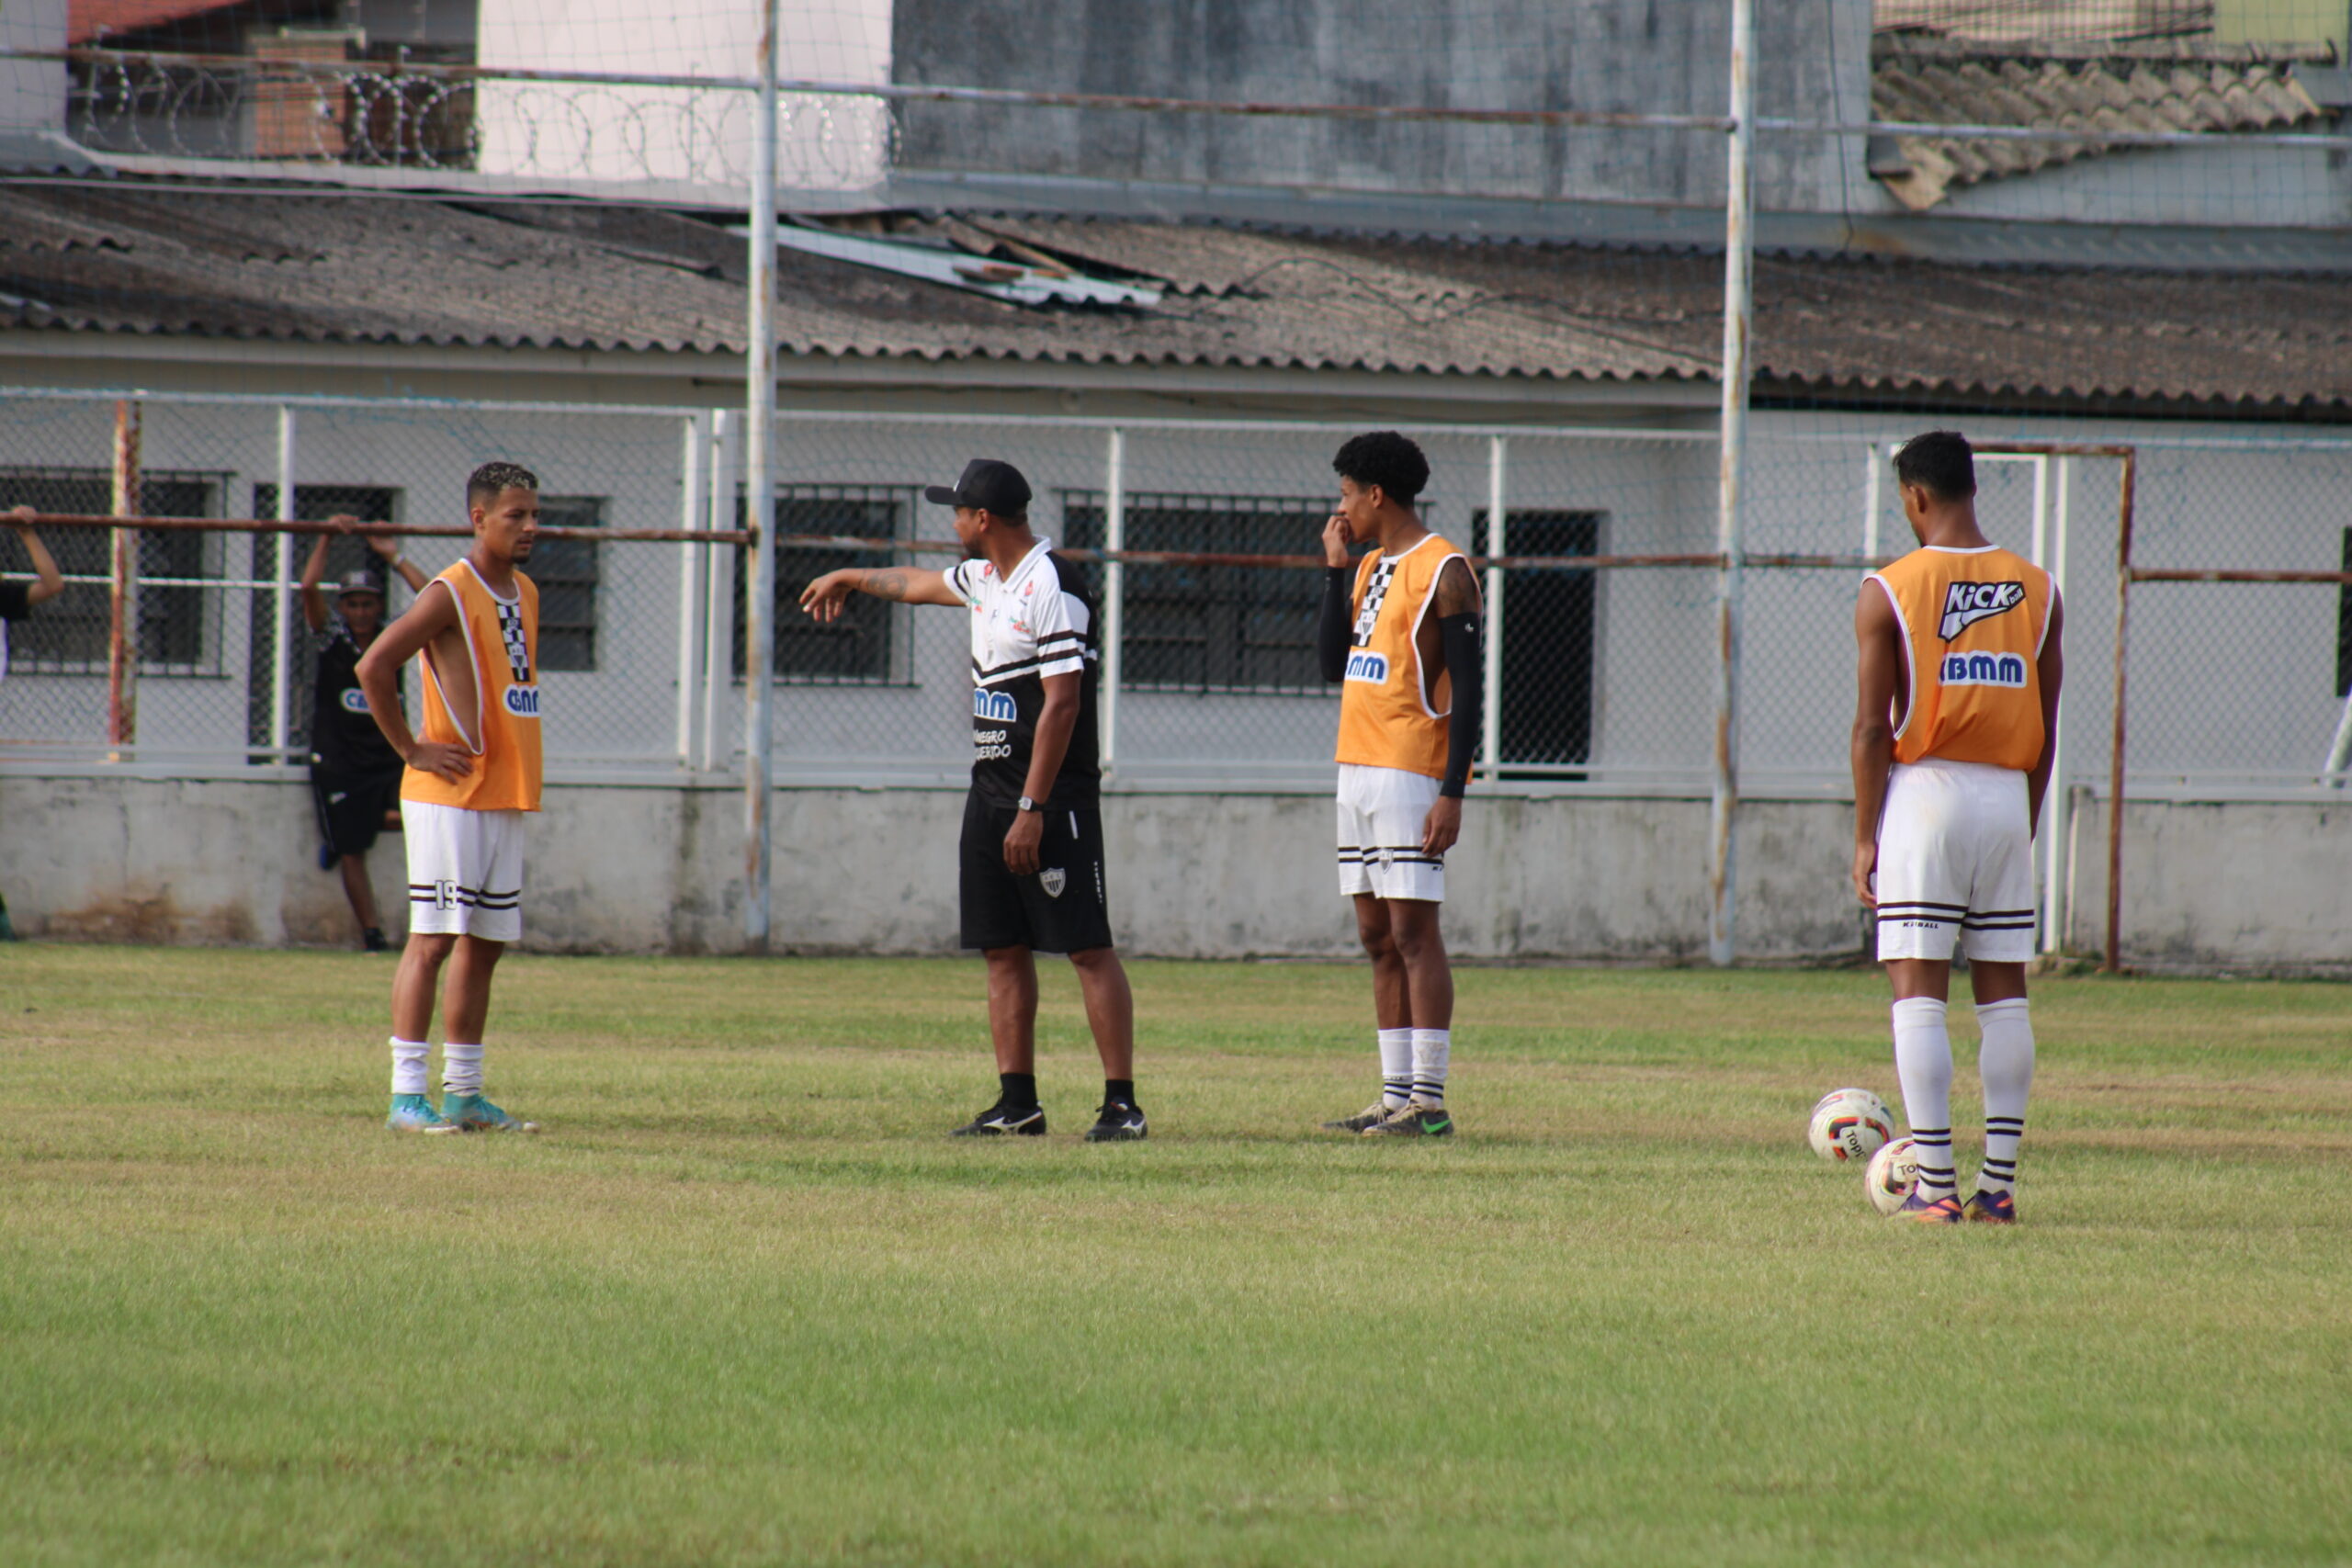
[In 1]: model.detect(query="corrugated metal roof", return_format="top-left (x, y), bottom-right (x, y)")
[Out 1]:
top-left (1871, 40), bottom-right (2330, 209)
top-left (0, 187), bottom-right (2346, 410)
top-left (70, 0), bottom-right (256, 46)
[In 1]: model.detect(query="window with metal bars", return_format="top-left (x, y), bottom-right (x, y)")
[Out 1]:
top-left (733, 487), bottom-right (907, 682)
top-left (1061, 491), bottom-right (1329, 693)
top-left (1473, 508), bottom-right (1603, 772)
top-left (0, 469), bottom-right (222, 673)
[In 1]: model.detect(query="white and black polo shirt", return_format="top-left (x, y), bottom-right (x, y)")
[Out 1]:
top-left (944, 537), bottom-right (1101, 809)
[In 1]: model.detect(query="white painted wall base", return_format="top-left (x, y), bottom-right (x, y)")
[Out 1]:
top-left (2, 776), bottom-right (2344, 973)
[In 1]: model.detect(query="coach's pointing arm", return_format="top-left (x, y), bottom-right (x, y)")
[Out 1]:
top-left (799, 566), bottom-right (964, 619)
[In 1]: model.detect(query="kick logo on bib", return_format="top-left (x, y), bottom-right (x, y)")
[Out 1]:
top-left (1938, 581), bottom-right (2026, 640)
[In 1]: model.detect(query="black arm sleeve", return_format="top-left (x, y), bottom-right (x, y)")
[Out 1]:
top-left (1317, 566), bottom-right (1353, 683)
top-left (1439, 611), bottom-right (1482, 798)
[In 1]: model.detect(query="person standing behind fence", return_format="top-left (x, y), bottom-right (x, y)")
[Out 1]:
top-left (1315, 433), bottom-right (1483, 1138)
top-left (1851, 431), bottom-right (2063, 1224)
top-left (797, 458), bottom-right (1146, 1143)
top-left (356, 463), bottom-right (543, 1135)
top-left (0, 506), bottom-right (64, 942)
top-left (300, 520), bottom-right (429, 953)
top-left (1, 505), bottom-right (64, 683)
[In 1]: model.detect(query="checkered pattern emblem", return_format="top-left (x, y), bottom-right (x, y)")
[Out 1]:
top-left (496, 600), bottom-right (531, 683)
top-left (1351, 556), bottom-right (1397, 648)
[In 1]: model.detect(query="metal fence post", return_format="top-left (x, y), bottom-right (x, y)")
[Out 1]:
top-left (270, 406), bottom-right (297, 762)
top-left (674, 411), bottom-right (708, 768)
top-left (1481, 435), bottom-right (1506, 781)
top-left (2041, 456), bottom-right (2071, 953)
top-left (1709, 0), bottom-right (1757, 967)
top-left (1101, 428), bottom-right (1125, 777)
top-left (107, 399), bottom-right (141, 757)
top-left (2103, 452), bottom-right (2137, 974)
top-left (703, 409), bottom-right (737, 775)
top-left (741, 0), bottom-right (780, 953)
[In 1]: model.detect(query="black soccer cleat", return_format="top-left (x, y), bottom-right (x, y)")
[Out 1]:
top-left (1363, 1102), bottom-right (1454, 1137)
top-left (1321, 1100), bottom-right (1396, 1133)
top-left (950, 1100), bottom-right (1046, 1138)
top-left (1085, 1100), bottom-right (1148, 1143)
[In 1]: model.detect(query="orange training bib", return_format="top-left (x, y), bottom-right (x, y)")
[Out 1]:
top-left (401, 560), bottom-right (543, 812)
top-left (1870, 544), bottom-right (2052, 772)
top-left (1335, 533), bottom-right (1464, 781)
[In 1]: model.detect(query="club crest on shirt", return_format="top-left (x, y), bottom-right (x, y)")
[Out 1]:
top-left (339, 688), bottom-right (370, 714)
top-left (1939, 581), bottom-right (2026, 640)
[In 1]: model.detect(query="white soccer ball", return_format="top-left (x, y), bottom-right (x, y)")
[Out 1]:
top-left (1806, 1089), bottom-right (1894, 1162)
top-left (1865, 1135), bottom-right (1921, 1215)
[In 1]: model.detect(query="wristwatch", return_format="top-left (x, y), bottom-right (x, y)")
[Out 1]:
top-left (1017, 795), bottom-right (1040, 813)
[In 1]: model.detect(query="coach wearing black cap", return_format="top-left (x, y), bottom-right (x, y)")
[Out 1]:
top-left (300, 518), bottom-right (429, 952)
top-left (799, 458), bottom-right (1146, 1143)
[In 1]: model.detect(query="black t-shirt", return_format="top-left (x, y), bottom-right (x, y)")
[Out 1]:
top-left (0, 581), bottom-right (28, 621)
top-left (944, 541), bottom-right (1102, 809)
top-left (311, 619), bottom-right (404, 775)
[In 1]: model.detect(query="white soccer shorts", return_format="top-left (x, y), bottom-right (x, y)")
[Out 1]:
top-left (1336, 762), bottom-right (1447, 903)
top-left (1873, 757), bottom-right (2037, 963)
top-left (401, 799), bottom-right (526, 942)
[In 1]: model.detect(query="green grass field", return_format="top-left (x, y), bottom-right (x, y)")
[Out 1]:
top-left (3, 944), bottom-right (2347, 1567)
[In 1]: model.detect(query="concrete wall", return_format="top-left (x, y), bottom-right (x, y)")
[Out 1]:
top-left (5, 772), bottom-right (2347, 972)
top-left (889, 0), bottom-right (1871, 215)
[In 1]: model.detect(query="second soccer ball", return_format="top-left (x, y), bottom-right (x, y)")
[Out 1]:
top-left (1807, 1089), bottom-right (1894, 1163)
top-left (1864, 1135), bottom-right (1922, 1214)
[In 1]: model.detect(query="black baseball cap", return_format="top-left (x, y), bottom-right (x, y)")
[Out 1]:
top-left (335, 566), bottom-right (387, 599)
top-left (924, 458), bottom-right (1032, 517)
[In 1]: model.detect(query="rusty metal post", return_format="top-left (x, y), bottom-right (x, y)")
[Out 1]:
top-left (741, 0), bottom-right (779, 953)
top-left (107, 400), bottom-right (141, 756)
top-left (2103, 451), bottom-right (2137, 974)
top-left (1708, 0), bottom-right (1757, 967)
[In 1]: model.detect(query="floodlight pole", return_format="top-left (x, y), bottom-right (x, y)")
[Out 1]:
top-left (742, 0), bottom-right (779, 953)
top-left (1709, 0), bottom-right (1756, 967)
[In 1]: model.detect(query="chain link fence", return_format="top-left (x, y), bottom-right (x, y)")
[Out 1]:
top-left (7, 393), bottom-right (2352, 829)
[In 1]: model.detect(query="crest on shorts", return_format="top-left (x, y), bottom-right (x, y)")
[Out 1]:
top-left (1039, 867), bottom-right (1067, 898)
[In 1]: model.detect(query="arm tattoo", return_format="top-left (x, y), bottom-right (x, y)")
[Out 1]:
top-left (1434, 558), bottom-right (1482, 617)
top-left (865, 569), bottom-right (910, 601)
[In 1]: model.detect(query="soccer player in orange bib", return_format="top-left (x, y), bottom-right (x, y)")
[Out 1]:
top-left (356, 462), bottom-right (545, 1134)
top-left (1852, 432), bottom-right (2064, 1222)
top-left (1315, 433), bottom-right (1483, 1137)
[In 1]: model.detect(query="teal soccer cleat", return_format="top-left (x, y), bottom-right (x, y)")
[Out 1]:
top-left (441, 1092), bottom-right (538, 1134)
top-left (386, 1093), bottom-right (459, 1134)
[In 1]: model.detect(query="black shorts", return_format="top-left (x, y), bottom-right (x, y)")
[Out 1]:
top-left (311, 766), bottom-right (404, 858)
top-left (959, 794), bottom-right (1114, 954)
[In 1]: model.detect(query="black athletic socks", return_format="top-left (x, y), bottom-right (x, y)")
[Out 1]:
top-left (1000, 1071), bottom-right (1039, 1110)
top-left (1104, 1077), bottom-right (1136, 1108)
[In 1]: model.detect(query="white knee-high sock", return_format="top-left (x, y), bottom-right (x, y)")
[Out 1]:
top-left (442, 1043), bottom-right (483, 1097)
top-left (1411, 1028), bottom-right (1450, 1108)
top-left (1378, 1028), bottom-right (1414, 1108)
top-left (1891, 998), bottom-right (1956, 1197)
top-left (390, 1038), bottom-right (429, 1097)
top-left (1974, 998), bottom-right (2035, 1194)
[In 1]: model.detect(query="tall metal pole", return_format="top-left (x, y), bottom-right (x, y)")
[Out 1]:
top-left (703, 410), bottom-right (737, 775)
top-left (674, 412), bottom-right (708, 768)
top-left (2041, 457), bottom-right (2071, 953)
top-left (1708, 0), bottom-right (1757, 967)
top-left (1100, 429), bottom-right (1125, 777)
top-left (741, 0), bottom-right (780, 953)
top-left (1481, 435), bottom-right (1507, 782)
top-left (107, 400), bottom-right (141, 758)
top-left (2102, 452), bottom-right (2137, 975)
top-left (270, 407), bottom-right (297, 761)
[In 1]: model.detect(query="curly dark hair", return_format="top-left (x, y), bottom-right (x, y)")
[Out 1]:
top-left (1332, 431), bottom-right (1430, 504)
top-left (467, 461), bottom-right (539, 510)
top-left (1894, 431), bottom-right (1975, 502)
